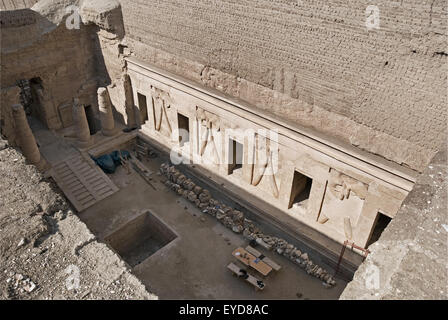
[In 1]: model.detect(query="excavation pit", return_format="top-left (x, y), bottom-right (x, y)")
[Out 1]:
top-left (104, 210), bottom-right (177, 267)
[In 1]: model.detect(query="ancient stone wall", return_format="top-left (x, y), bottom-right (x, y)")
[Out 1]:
top-left (0, 9), bottom-right (98, 134)
top-left (128, 58), bottom-right (414, 249)
top-left (0, 0), bottom-right (126, 143)
top-left (119, 0), bottom-right (448, 172)
top-left (340, 143), bottom-right (447, 299)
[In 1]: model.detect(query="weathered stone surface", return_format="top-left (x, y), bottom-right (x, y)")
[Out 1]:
top-left (120, 0), bottom-right (447, 171)
top-left (341, 144), bottom-right (448, 300)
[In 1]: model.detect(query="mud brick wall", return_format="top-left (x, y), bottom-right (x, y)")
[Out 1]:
top-left (119, 0), bottom-right (447, 172)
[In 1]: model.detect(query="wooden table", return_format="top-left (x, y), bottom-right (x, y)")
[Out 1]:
top-left (246, 245), bottom-right (281, 271)
top-left (232, 247), bottom-right (272, 276)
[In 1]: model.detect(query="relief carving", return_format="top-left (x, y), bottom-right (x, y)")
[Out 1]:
top-left (328, 169), bottom-right (368, 201)
top-left (251, 135), bottom-right (279, 198)
top-left (151, 86), bottom-right (172, 134)
top-left (196, 107), bottom-right (221, 163)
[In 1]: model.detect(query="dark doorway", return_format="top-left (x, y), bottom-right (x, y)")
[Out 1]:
top-left (288, 170), bottom-right (312, 209)
top-left (26, 78), bottom-right (45, 124)
top-left (229, 139), bottom-right (243, 174)
top-left (84, 105), bottom-right (97, 135)
top-left (137, 92), bottom-right (148, 125)
top-left (367, 212), bottom-right (392, 248)
top-left (177, 113), bottom-right (190, 147)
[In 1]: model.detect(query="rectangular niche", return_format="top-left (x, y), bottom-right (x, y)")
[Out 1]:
top-left (228, 138), bottom-right (243, 175)
top-left (177, 112), bottom-right (190, 147)
top-left (84, 105), bottom-right (98, 135)
top-left (137, 92), bottom-right (149, 125)
top-left (104, 210), bottom-right (177, 267)
top-left (366, 211), bottom-right (392, 248)
top-left (288, 170), bottom-right (313, 209)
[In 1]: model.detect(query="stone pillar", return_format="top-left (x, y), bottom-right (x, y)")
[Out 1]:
top-left (72, 98), bottom-right (92, 148)
top-left (123, 73), bottom-right (137, 128)
top-left (98, 87), bottom-right (116, 136)
top-left (12, 104), bottom-right (47, 170)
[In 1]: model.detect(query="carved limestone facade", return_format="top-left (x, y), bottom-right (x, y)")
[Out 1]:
top-left (127, 57), bottom-right (416, 249)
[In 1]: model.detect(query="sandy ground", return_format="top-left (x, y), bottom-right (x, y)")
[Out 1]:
top-left (79, 154), bottom-right (347, 300)
top-left (0, 139), bottom-right (155, 300)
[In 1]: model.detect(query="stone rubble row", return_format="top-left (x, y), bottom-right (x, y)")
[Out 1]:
top-left (159, 163), bottom-right (336, 287)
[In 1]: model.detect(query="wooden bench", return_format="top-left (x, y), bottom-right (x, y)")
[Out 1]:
top-left (245, 245), bottom-right (281, 272)
top-left (232, 247), bottom-right (272, 276)
top-left (227, 262), bottom-right (265, 291)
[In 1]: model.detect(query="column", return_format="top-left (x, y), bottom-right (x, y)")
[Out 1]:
top-left (12, 104), bottom-right (47, 170)
top-left (123, 73), bottom-right (137, 128)
top-left (72, 98), bottom-right (92, 148)
top-left (97, 87), bottom-right (116, 136)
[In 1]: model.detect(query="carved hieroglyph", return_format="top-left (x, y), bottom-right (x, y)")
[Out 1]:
top-left (12, 104), bottom-right (47, 170)
top-left (151, 86), bottom-right (173, 136)
top-left (251, 135), bottom-right (279, 198)
top-left (196, 107), bottom-right (221, 164)
top-left (319, 169), bottom-right (368, 236)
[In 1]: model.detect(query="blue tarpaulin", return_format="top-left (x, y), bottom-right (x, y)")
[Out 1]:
top-left (91, 150), bottom-right (131, 174)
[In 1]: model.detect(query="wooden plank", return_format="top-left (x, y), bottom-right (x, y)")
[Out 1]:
top-left (245, 245), bottom-right (282, 272)
top-left (51, 155), bottom-right (119, 211)
top-left (232, 247), bottom-right (272, 276)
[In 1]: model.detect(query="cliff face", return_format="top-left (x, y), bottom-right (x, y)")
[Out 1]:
top-left (341, 143), bottom-right (447, 300)
top-left (2, 1), bottom-right (446, 171)
top-left (118, 0), bottom-right (447, 172)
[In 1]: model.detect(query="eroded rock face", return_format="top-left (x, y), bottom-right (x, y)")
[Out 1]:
top-left (80, 0), bottom-right (124, 37)
top-left (31, 0), bottom-right (123, 33)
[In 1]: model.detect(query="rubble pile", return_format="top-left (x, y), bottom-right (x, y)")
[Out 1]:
top-left (160, 162), bottom-right (336, 287)
top-left (5, 272), bottom-right (37, 298)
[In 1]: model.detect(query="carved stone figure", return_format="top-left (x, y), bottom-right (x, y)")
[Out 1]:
top-left (151, 86), bottom-right (172, 135)
top-left (328, 169), bottom-right (368, 200)
top-left (196, 107), bottom-right (220, 164)
top-left (251, 135), bottom-right (279, 198)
